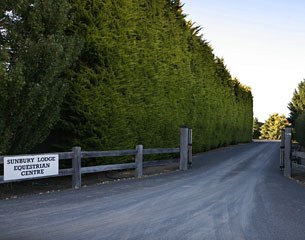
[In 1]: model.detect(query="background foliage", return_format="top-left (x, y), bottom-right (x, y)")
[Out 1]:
top-left (288, 79), bottom-right (305, 145)
top-left (0, 0), bottom-right (80, 154)
top-left (260, 113), bottom-right (288, 140)
top-left (252, 117), bottom-right (262, 139)
top-left (288, 79), bottom-right (305, 126)
top-left (1, 0), bottom-right (253, 157)
top-left (295, 112), bottom-right (305, 147)
top-left (48, 0), bottom-right (253, 154)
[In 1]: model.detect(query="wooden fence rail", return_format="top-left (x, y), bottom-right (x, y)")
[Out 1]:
top-left (0, 128), bottom-right (191, 189)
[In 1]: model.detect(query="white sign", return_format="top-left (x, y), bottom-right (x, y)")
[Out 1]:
top-left (4, 154), bottom-right (59, 181)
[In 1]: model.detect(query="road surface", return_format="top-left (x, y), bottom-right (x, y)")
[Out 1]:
top-left (1, 142), bottom-right (305, 240)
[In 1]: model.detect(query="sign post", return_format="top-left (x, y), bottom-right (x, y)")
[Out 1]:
top-left (4, 154), bottom-right (59, 181)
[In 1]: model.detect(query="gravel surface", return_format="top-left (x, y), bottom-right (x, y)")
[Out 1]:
top-left (1, 142), bottom-right (305, 240)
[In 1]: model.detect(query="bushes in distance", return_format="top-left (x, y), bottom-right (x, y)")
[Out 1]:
top-left (260, 113), bottom-right (289, 140)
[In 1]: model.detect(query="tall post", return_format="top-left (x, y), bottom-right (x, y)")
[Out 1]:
top-left (72, 146), bottom-right (82, 189)
top-left (135, 145), bottom-right (143, 178)
top-left (280, 129), bottom-right (285, 170)
top-left (188, 128), bottom-right (193, 168)
top-left (180, 127), bottom-right (188, 171)
top-left (284, 127), bottom-right (292, 178)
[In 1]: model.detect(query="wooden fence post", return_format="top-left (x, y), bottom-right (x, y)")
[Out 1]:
top-left (72, 146), bottom-right (82, 189)
top-left (135, 145), bottom-right (143, 178)
top-left (180, 127), bottom-right (188, 171)
top-left (280, 129), bottom-right (285, 170)
top-left (188, 128), bottom-right (193, 168)
top-left (284, 127), bottom-right (292, 178)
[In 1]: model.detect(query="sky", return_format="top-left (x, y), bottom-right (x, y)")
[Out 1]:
top-left (181, 0), bottom-right (305, 122)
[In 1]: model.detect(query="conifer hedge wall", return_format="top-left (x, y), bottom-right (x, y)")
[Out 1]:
top-left (49, 0), bottom-right (253, 153)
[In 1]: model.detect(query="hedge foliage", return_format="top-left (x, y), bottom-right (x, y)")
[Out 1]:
top-left (46, 0), bottom-right (253, 154)
top-left (0, 0), bottom-right (80, 154)
top-left (295, 112), bottom-right (305, 147)
top-left (1, 0), bottom-right (253, 155)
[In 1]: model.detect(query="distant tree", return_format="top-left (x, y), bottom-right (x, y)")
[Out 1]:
top-left (260, 113), bottom-right (289, 140)
top-left (288, 79), bottom-right (305, 125)
top-left (252, 117), bottom-right (262, 139)
top-left (0, 0), bottom-right (80, 154)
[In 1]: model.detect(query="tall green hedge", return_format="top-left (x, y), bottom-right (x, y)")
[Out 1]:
top-left (45, 0), bottom-right (253, 154)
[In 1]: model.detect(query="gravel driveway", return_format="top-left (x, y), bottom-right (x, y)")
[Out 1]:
top-left (1, 142), bottom-right (305, 240)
